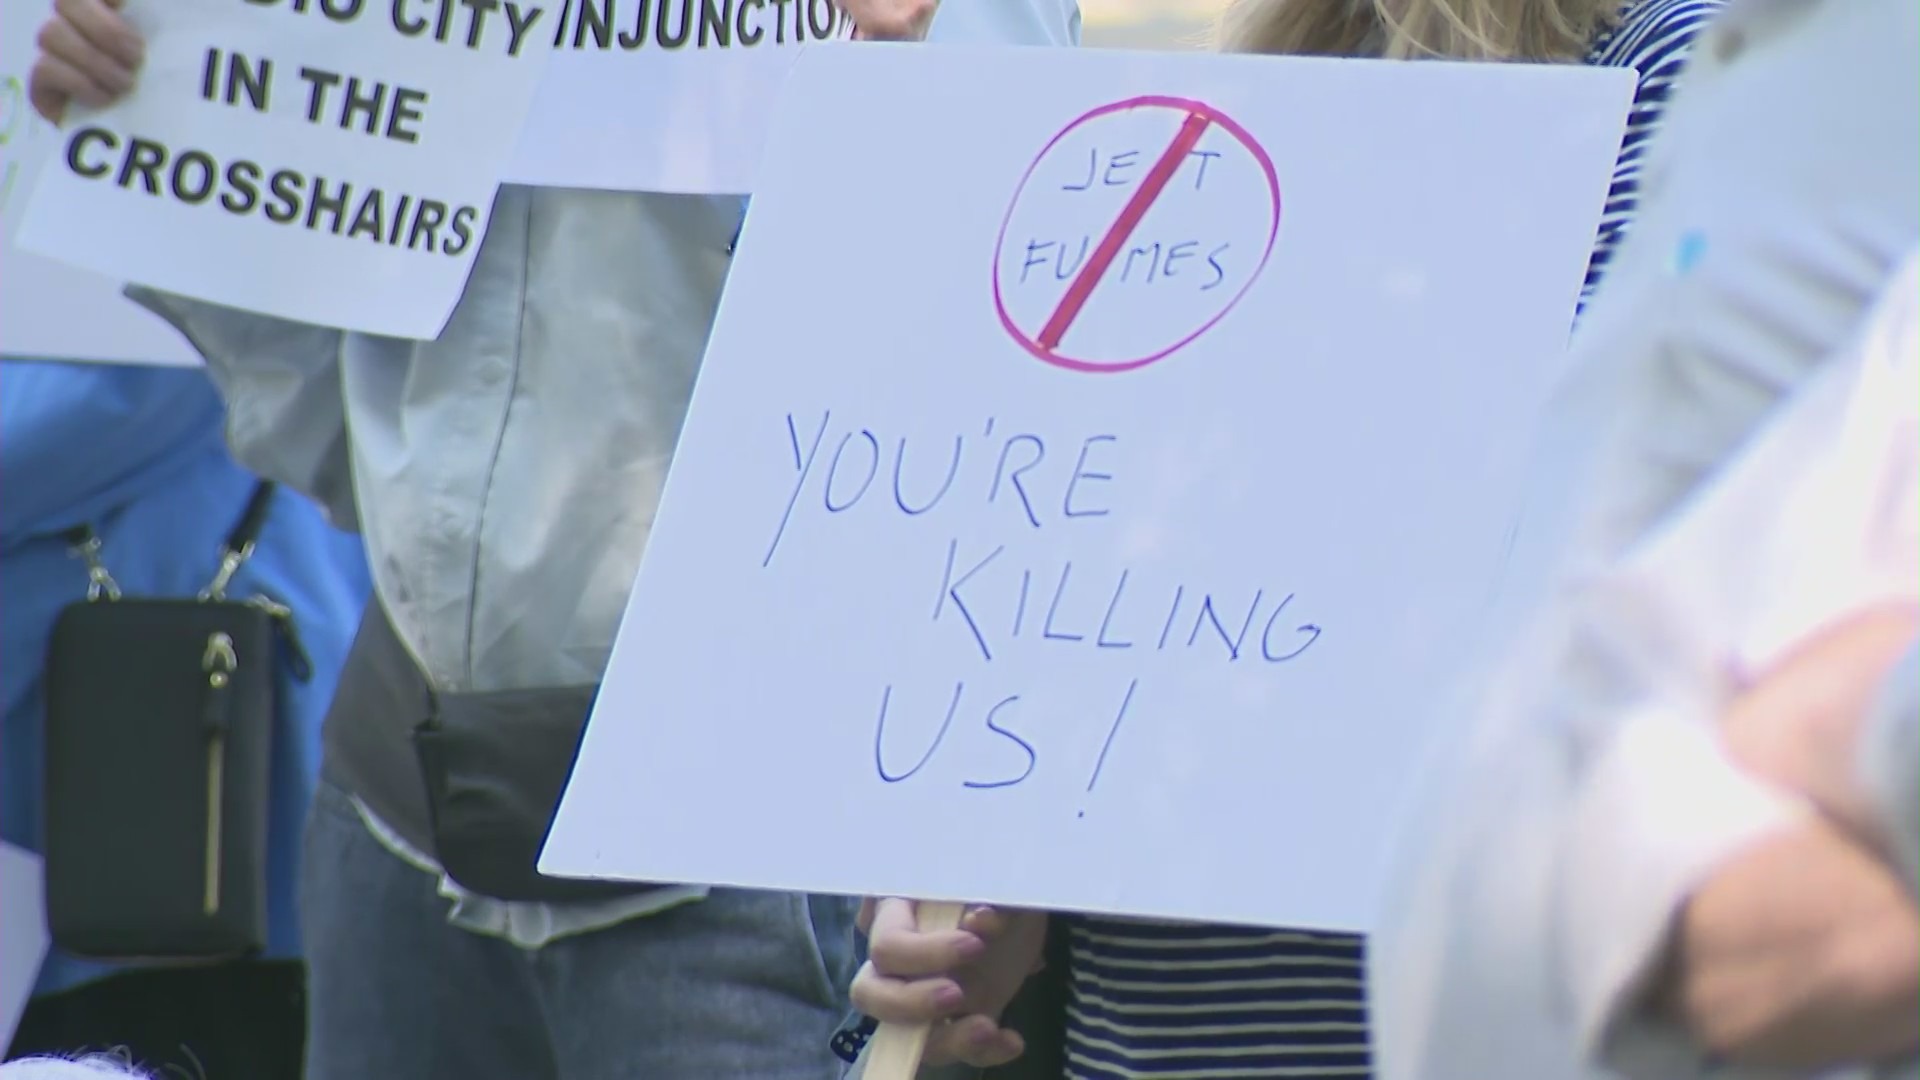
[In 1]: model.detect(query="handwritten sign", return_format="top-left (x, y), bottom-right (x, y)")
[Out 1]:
top-left (18, 0), bottom-right (551, 339)
top-left (993, 96), bottom-right (1279, 372)
top-left (542, 45), bottom-right (1634, 932)
top-left (504, 0), bottom-right (852, 194)
top-left (0, 0), bottom-right (198, 365)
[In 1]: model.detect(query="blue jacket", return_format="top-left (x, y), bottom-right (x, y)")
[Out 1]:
top-left (0, 359), bottom-right (371, 996)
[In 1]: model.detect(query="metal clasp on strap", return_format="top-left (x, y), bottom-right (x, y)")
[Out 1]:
top-left (198, 542), bottom-right (255, 603)
top-left (202, 632), bottom-right (238, 686)
top-left (66, 533), bottom-right (123, 602)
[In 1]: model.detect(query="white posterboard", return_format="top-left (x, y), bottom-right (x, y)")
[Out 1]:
top-left (543, 45), bottom-right (1633, 932)
top-left (19, 0), bottom-right (551, 340)
top-left (505, 0), bottom-right (852, 194)
top-left (503, 0), bottom-right (1085, 196)
top-left (0, 0), bottom-right (199, 366)
top-left (0, 843), bottom-right (48, 1049)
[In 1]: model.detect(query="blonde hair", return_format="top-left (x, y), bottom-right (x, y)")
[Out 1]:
top-left (1218, 0), bottom-right (1623, 62)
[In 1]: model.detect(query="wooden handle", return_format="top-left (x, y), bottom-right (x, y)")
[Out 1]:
top-left (861, 900), bottom-right (966, 1080)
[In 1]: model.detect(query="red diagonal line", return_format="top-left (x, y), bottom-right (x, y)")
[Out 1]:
top-left (1036, 109), bottom-right (1213, 352)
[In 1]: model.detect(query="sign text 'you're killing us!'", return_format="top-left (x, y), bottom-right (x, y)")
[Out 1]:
top-left (764, 99), bottom-right (1302, 819)
top-left (764, 410), bottom-right (1324, 818)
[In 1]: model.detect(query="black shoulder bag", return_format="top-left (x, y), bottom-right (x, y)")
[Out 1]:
top-left (42, 481), bottom-right (310, 961)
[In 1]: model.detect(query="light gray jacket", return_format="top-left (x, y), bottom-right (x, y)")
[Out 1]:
top-left (134, 186), bottom-right (742, 694)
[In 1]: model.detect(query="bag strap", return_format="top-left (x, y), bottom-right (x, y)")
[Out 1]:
top-left (60, 481), bottom-right (277, 603)
top-left (201, 481), bottom-right (278, 601)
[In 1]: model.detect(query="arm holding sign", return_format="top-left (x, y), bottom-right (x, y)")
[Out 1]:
top-left (28, 0), bottom-right (358, 529)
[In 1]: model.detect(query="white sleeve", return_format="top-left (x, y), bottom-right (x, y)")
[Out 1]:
top-left (126, 286), bottom-right (358, 531)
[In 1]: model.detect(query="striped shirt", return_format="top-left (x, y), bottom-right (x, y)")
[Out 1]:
top-left (1063, 4), bottom-right (1723, 1079)
top-left (1581, 0), bottom-right (1728, 307)
top-left (1065, 920), bottom-right (1371, 1079)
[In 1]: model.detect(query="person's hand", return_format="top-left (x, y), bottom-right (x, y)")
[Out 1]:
top-left (1664, 814), bottom-right (1920, 1067)
top-left (28, 0), bottom-right (144, 125)
top-left (850, 897), bottom-right (1048, 1068)
top-left (1721, 603), bottom-right (1919, 844)
top-left (835, 0), bottom-right (938, 41)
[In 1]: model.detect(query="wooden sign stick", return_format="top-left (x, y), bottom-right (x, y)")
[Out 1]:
top-left (861, 900), bottom-right (967, 1080)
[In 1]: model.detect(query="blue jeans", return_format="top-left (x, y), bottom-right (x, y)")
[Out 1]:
top-left (301, 781), bottom-right (858, 1080)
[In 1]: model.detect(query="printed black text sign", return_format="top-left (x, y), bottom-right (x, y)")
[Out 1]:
top-left (18, 0), bottom-right (552, 338)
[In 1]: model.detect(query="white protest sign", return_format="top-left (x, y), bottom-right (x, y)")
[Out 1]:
top-left (0, 0), bottom-right (199, 366)
top-left (0, 843), bottom-right (48, 1049)
top-left (505, 0), bottom-right (851, 194)
top-left (19, 0), bottom-right (552, 340)
top-left (543, 45), bottom-right (1633, 932)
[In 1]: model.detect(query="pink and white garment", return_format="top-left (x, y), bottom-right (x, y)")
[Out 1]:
top-left (1371, 239), bottom-right (1919, 1080)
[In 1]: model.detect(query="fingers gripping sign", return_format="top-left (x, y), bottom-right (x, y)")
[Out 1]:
top-left (855, 898), bottom-right (1046, 1075)
top-left (30, 0), bottom-right (144, 123)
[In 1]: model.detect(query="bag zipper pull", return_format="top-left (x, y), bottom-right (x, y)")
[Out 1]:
top-left (201, 632), bottom-right (237, 917)
top-left (247, 595), bottom-right (312, 682)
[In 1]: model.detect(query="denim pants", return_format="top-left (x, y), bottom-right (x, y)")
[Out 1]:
top-left (301, 781), bottom-right (858, 1080)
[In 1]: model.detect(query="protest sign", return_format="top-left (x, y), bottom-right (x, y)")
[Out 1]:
top-left (541, 45), bottom-right (1634, 932)
top-left (19, 0), bottom-right (552, 340)
top-left (505, 0), bottom-right (851, 194)
top-left (0, 0), bottom-right (198, 365)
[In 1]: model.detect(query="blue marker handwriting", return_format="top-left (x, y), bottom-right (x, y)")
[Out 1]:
top-left (764, 410), bottom-right (1119, 567)
top-left (759, 408), bottom-right (1324, 818)
top-left (930, 541), bottom-right (1320, 665)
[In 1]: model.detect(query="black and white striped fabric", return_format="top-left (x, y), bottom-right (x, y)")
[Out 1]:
top-left (1065, 920), bottom-right (1371, 1078)
top-left (1581, 0), bottom-right (1729, 308)
top-left (1063, 4), bottom-right (1724, 1077)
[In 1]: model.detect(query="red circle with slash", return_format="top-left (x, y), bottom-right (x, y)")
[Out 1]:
top-left (991, 96), bottom-right (1281, 374)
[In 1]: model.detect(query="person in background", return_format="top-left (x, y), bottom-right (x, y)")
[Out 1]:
top-left (0, 360), bottom-right (369, 1080)
top-left (835, 2), bottom-right (1719, 1078)
top-left (23, 2), bottom-right (1078, 1078)
top-left (1362, 0), bottom-right (1920, 1074)
top-left (1225, 0), bottom-right (1722, 315)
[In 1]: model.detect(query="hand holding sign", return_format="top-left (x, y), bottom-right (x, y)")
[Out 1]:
top-left (27, 0), bottom-right (144, 122)
top-left (853, 898), bottom-right (1047, 1075)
